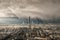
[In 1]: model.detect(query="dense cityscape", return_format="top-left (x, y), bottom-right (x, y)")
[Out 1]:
top-left (0, 16), bottom-right (60, 40)
top-left (0, 24), bottom-right (60, 40)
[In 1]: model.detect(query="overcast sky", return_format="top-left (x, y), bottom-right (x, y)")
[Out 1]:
top-left (0, 0), bottom-right (60, 20)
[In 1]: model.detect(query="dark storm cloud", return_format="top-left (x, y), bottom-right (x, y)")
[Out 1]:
top-left (0, 0), bottom-right (60, 20)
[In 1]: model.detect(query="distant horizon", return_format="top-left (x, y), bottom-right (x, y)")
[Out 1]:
top-left (0, 17), bottom-right (60, 24)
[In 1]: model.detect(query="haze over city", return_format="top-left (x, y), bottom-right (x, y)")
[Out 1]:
top-left (0, 0), bottom-right (60, 40)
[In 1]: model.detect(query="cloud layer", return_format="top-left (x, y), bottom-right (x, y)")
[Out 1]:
top-left (0, 0), bottom-right (60, 20)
